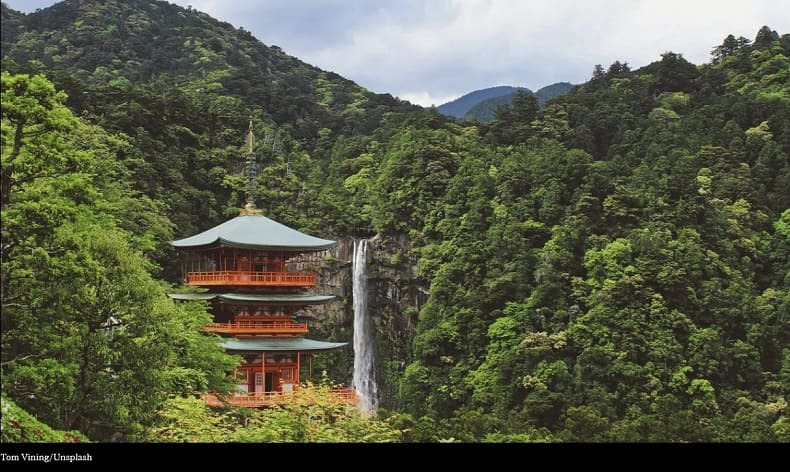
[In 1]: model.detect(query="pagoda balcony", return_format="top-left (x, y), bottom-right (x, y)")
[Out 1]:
top-left (203, 321), bottom-right (309, 336)
top-left (204, 388), bottom-right (357, 408)
top-left (185, 270), bottom-right (316, 287)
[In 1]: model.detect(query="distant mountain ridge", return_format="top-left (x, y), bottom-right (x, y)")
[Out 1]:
top-left (437, 85), bottom-right (528, 119)
top-left (463, 93), bottom-right (518, 122)
top-left (438, 82), bottom-right (575, 122)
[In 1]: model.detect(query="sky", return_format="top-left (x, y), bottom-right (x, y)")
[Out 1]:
top-left (6, 0), bottom-right (790, 106)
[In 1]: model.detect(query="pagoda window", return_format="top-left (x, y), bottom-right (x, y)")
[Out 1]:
top-left (265, 354), bottom-right (295, 364)
top-left (237, 258), bottom-right (250, 272)
top-left (246, 355), bottom-right (262, 365)
top-left (281, 368), bottom-right (293, 380)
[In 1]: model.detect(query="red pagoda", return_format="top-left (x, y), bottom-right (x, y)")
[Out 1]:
top-left (169, 124), bottom-right (354, 407)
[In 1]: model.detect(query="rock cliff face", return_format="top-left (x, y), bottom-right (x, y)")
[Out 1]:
top-left (305, 234), bottom-right (427, 408)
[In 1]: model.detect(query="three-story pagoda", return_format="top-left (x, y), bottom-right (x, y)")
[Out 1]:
top-left (169, 124), bottom-right (354, 407)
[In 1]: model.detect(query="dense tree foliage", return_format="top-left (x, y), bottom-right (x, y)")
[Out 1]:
top-left (1, 71), bottom-right (237, 440)
top-left (395, 29), bottom-right (789, 442)
top-left (1, 394), bottom-right (89, 442)
top-left (1, 0), bottom-right (787, 442)
top-left (148, 382), bottom-right (402, 442)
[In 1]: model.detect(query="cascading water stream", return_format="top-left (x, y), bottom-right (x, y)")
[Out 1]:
top-left (352, 239), bottom-right (378, 413)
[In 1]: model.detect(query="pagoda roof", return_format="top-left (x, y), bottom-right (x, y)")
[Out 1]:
top-left (168, 293), bottom-right (336, 305)
top-left (171, 215), bottom-right (335, 251)
top-left (220, 337), bottom-right (347, 353)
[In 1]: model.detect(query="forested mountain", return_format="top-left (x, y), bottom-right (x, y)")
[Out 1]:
top-left (464, 82), bottom-right (575, 122)
top-left (397, 30), bottom-right (789, 441)
top-left (1, 0), bottom-right (416, 262)
top-left (1, 0), bottom-right (788, 443)
top-left (533, 81), bottom-right (575, 105)
top-left (437, 85), bottom-right (528, 118)
top-left (462, 92), bottom-right (519, 122)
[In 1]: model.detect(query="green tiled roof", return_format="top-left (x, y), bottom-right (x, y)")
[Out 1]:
top-left (171, 215), bottom-right (335, 251)
top-left (168, 293), bottom-right (336, 305)
top-left (220, 338), bottom-right (347, 352)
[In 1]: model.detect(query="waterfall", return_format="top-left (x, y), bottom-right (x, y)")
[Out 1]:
top-left (352, 239), bottom-right (378, 413)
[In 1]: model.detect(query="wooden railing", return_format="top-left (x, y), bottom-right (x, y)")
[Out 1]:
top-left (328, 387), bottom-right (357, 402)
top-left (186, 270), bottom-right (316, 287)
top-left (203, 321), bottom-right (308, 335)
top-left (204, 388), bottom-right (357, 408)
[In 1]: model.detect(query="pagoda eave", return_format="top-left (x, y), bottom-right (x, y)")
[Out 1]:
top-left (172, 239), bottom-right (336, 252)
top-left (168, 293), bottom-right (336, 305)
top-left (219, 337), bottom-right (348, 353)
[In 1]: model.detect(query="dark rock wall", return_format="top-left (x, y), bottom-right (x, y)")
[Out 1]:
top-left (306, 234), bottom-right (427, 408)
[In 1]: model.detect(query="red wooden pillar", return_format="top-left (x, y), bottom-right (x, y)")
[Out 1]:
top-left (261, 351), bottom-right (266, 396)
top-left (296, 351), bottom-right (301, 384)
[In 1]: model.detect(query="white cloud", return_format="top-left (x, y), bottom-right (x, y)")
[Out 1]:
top-left (397, 91), bottom-right (461, 108)
top-left (301, 0), bottom-right (789, 103)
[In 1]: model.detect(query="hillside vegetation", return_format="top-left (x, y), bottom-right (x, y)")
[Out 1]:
top-left (1, 395), bottom-right (89, 442)
top-left (1, 0), bottom-right (788, 442)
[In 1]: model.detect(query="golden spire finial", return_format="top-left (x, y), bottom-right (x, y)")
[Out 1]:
top-left (240, 120), bottom-right (262, 216)
top-left (247, 120), bottom-right (254, 155)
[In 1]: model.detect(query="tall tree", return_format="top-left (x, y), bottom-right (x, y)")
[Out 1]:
top-left (1, 73), bottom-right (236, 439)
